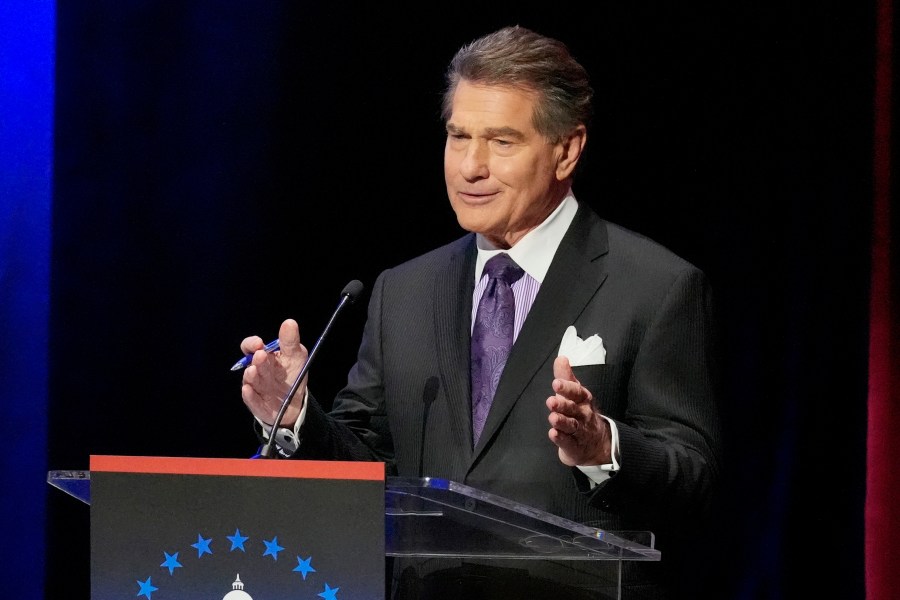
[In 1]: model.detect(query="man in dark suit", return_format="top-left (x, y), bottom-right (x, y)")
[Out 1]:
top-left (239, 25), bottom-right (721, 600)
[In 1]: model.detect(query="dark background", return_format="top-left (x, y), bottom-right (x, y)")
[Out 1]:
top-left (44, 2), bottom-right (877, 598)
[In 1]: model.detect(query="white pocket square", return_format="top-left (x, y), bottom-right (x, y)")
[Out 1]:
top-left (558, 325), bottom-right (606, 366)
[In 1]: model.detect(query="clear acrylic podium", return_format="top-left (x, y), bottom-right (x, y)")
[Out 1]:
top-left (49, 469), bottom-right (660, 599)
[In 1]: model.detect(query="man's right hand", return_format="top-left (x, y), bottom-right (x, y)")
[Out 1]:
top-left (240, 318), bottom-right (309, 428)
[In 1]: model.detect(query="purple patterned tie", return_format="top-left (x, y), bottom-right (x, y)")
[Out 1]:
top-left (471, 253), bottom-right (525, 445)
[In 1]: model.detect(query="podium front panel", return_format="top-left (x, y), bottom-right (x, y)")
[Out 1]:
top-left (88, 455), bottom-right (385, 600)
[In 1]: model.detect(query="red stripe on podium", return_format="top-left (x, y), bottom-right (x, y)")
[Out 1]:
top-left (90, 455), bottom-right (385, 481)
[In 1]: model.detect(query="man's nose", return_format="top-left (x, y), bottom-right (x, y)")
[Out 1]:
top-left (459, 141), bottom-right (489, 180)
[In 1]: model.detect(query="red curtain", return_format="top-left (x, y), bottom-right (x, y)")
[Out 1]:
top-left (866, 1), bottom-right (897, 598)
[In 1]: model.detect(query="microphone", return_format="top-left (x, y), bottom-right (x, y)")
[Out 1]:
top-left (417, 376), bottom-right (440, 478)
top-left (255, 279), bottom-right (364, 459)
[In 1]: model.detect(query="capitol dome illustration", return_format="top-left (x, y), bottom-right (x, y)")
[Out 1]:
top-left (223, 574), bottom-right (252, 600)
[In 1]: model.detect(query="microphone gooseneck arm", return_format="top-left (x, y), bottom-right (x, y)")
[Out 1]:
top-left (256, 279), bottom-right (364, 459)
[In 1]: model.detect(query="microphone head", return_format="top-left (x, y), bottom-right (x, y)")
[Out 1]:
top-left (341, 279), bottom-right (365, 303)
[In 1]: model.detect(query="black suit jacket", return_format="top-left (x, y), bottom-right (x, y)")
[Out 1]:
top-left (296, 202), bottom-right (722, 598)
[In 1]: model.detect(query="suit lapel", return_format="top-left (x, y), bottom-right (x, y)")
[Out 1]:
top-left (434, 235), bottom-right (478, 463)
top-left (470, 205), bottom-right (610, 460)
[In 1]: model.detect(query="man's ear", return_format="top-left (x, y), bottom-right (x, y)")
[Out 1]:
top-left (555, 125), bottom-right (587, 180)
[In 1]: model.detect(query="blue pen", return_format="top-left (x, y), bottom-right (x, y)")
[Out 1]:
top-left (230, 338), bottom-right (280, 371)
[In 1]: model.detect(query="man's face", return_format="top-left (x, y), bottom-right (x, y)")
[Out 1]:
top-left (444, 80), bottom-right (569, 249)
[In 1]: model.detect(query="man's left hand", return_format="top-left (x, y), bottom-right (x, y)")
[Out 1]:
top-left (546, 355), bottom-right (611, 466)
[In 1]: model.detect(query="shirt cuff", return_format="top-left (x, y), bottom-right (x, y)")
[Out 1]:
top-left (256, 388), bottom-right (309, 457)
top-left (576, 416), bottom-right (620, 487)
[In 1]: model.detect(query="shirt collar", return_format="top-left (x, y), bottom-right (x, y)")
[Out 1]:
top-left (474, 189), bottom-right (578, 284)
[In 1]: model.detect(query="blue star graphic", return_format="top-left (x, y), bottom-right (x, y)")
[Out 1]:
top-left (136, 525), bottom-right (346, 595)
top-left (293, 555), bottom-right (316, 579)
top-left (262, 536), bottom-right (285, 560)
top-left (191, 534), bottom-right (213, 557)
top-left (137, 577), bottom-right (158, 599)
top-left (160, 551), bottom-right (182, 575)
top-left (227, 528), bottom-right (249, 552)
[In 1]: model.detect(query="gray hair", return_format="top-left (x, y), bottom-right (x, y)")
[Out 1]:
top-left (442, 26), bottom-right (593, 143)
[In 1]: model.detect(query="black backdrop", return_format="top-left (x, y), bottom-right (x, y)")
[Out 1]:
top-left (46, 3), bottom-right (873, 598)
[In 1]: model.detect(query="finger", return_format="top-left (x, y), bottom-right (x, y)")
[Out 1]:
top-left (547, 428), bottom-right (580, 467)
top-left (551, 355), bottom-right (591, 401)
top-left (553, 355), bottom-right (575, 382)
top-left (241, 381), bottom-right (275, 424)
top-left (552, 376), bottom-right (583, 398)
top-left (550, 356), bottom-right (574, 400)
top-left (277, 318), bottom-right (305, 358)
top-left (546, 393), bottom-right (579, 417)
top-left (240, 335), bottom-right (265, 355)
top-left (551, 381), bottom-right (593, 412)
top-left (547, 410), bottom-right (580, 435)
top-left (242, 361), bottom-right (261, 386)
top-left (551, 379), bottom-right (593, 412)
top-left (241, 380), bottom-right (260, 410)
top-left (242, 364), bottom-right (267, 398)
